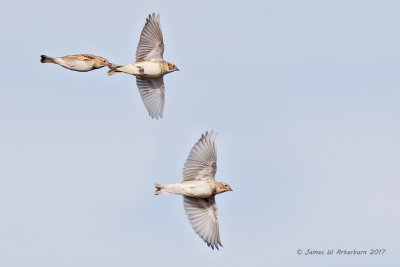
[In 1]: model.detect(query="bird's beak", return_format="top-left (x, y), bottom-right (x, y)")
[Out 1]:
top-left (107, 62), bottom-right (112, 67)
top-left (229, 187), bottom-right (233, 191)
top-left (176, 68), bottom-right (180, 71)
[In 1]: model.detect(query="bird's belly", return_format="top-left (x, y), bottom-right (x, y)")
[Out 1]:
top-left (58, 58), bottom-right (94, 71)
top-left (119, 62), bottom-right (163, 78)
top-left (180, 181), bottom-right (214, 198)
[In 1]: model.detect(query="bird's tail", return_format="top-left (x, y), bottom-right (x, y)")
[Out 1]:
top-left (40, 55), bottom-right (55, 63)
top-left (154, 183), bottom-right (169, 195)
top-left (107, 64), bottom-right (123, 76)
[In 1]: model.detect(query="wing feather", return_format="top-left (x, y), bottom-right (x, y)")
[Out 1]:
top-left (183, 132), bottom-right (218, 181)
top-left (136, 77), bottom-right (165, 119)
top-left (136, 13), bottom-right (164, 62)
top-left (183, 196), bottom-right (222, 250)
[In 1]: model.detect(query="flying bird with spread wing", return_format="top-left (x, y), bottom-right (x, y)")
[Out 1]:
top-left (155, 132), bottom-right (232, 250)
top-left (108, 13), bottom-right (179, 119)
top-left (40, 54), bottom-right (111, 72)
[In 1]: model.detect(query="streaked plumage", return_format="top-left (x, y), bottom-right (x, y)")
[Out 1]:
top-left (108, 13), bottom-right (179, 119)
top-left (155, 132), bottom-right (232, 250)
top-left (40, 54), bottom-right (110, 72)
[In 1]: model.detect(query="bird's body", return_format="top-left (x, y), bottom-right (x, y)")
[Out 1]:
top-left (155, 132), bottom-right (232, 250)
top-left (155, 180), bottom-right (222, 198)
top-left (112, 60), bottom-right (175, 78)
top-left (108, 13), bottom-right (179, 119)
top-left (40, 54), bottom-right (110, 72)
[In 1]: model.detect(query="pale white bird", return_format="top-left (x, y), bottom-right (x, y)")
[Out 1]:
top-left (155, 131), bottom-right (232, 250)
top-left (40, 54), bottom-right (111, 72)
top-left (108, 13), bottom-right (179, 119)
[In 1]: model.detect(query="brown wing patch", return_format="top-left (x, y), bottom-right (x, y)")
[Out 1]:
top-left (82, 54), bottom-right (95, 60)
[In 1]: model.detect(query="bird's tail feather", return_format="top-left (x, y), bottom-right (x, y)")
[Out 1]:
top-left (107, 64), bottom-right (123, 76)
top-left (154, 183), bottom-right (169, 195)
top-left (40, 55), bottom-right (55, 63)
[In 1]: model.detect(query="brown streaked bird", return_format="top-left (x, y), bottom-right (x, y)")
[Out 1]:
top-left (40, 54), bottom-right (111, 72)
top-left (155, 131), bottom-right (232, 250)
top-left (108, 13), bottom-right (179, 119)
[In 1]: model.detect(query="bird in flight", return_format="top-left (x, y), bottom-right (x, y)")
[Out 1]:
top-left (108, 13), bottom-right (179, 119)
top-left (155, 132), bottom-right (232, 250)
top-left (40, 54), bottom-right (111, 72)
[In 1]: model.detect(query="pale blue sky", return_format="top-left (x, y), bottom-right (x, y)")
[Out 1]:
top-left (0, 0), bottom-right (399, 266)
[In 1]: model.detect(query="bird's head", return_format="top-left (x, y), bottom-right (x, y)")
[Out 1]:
top-left (215, 182), bottom-right (233, 194)
top-left (94, 57), bottom-right (111, 68)
top-left (166, 62), bottom-right (180, 73)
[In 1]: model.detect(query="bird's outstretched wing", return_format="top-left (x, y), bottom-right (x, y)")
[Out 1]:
top-left (183, 196), bottom-right (222, 250)
top-left (136, 77), bottom-right (165, 119)
top-left (136, 13), bottom-right (164, 62)
top-left (183, 131), bottom-right (218, 181)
